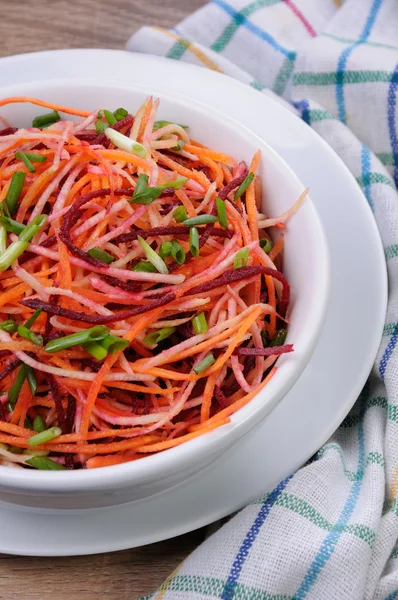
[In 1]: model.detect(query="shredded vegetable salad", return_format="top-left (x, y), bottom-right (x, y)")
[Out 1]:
top-left (0, 96), bottom-right (306, 470)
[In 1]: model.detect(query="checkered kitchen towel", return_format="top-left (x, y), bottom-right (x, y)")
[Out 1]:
top-left (128, 1), bottom-right (398, 598)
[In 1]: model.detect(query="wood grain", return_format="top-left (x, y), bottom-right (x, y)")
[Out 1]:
top-left (0, 1), bottom-right (207, 598)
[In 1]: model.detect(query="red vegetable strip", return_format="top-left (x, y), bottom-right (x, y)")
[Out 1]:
top-left (233, 344), bottom-right (294, 356)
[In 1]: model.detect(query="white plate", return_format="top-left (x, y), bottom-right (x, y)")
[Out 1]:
top-left (0, 49), bottom-right (387, 556)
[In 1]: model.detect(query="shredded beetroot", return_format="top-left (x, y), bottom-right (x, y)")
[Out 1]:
top-left (217, 162), bottom-right (248, 200)
top-left (20, 292), bottom-right (176, 324)
top-left (0, 358), bottom-right (21, 383)
top-left (58, 231), bottom-right (106, 268)
top-left (48, 375), bottom-right (67, 432)
top-left (114, 226), bottom-right (189, 244)
top-left (99, 274), bottom-right (142, 294)
top-left (213, 385), bottom-right (229, 408)
top-left (186, 266), bottom-right (290, 315)
top-left (65, 394), bottom-right (76, 434)
top-left (0, 127), bottom-right (18, 136)
top-left (0, 402), bottom-right (6, 421)
top-left (0, 350), bottom-right (11, 360)
top-left (234, 344), bottom-right (294, 356)
top-left (40, 234), bottom-right (56, 248)
top-left (60, 188), bottom-right (134, 232)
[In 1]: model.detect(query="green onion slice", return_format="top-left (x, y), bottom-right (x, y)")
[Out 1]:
top-left (0, 320), bottom-right (17, 333)
top-left (27, 426), bottom-right (62, 447)
top-left (15, 151), bottom-right (36, 173)
top-left (5, 171), bottom-right (26, 216)
top-left (87, 247), bottom-right (115, 264)
top-left (192, 312), bottom-right (208, 335)
top-left (144, 327), bottom-right (176, 346)
top-left (190, 227), bottom-right (200, 257)
top-left (83, 341), bottom-right (108, 361)
top-left (171, 240), bottom-right (185, 265)
top-left (103, 109), bottom-right (117, 126)
top-left (131, 177), bottom-right (188, 205)
top-left (25, 456), bottom-right (66, 470)
top-left (17, 324), bottom-right (43, 346)
top-left (153, 120), bottom-right (188, 130)
top-left (32, 110), bottom-right (60, 129)
top-left (234, 248), bottom-right (250, 269)
top-left (234, 172), bottom-right (254, 200)
top-left (33, 415), bottom-right (46, 433)
top-left (104, 128), bottom-right (147, 158)
top-left (159, 241), bottom-right (173, 259)
top-left (260, 238), bottom-right (273, 254)
top-left (44, 326), bottom-right (109, 353)
top-left (132, 261), bottom-right (157, 273)
top-left (183, 214), bottom-right (218, 227)
top-left (193, 353), bottom-right (216, 374)
top-left (173, 206), bottom-right (188, 223)
top-left (216, 197), bottom-right (229, 229)
top-left (137, 236), bottom-right (168, 274)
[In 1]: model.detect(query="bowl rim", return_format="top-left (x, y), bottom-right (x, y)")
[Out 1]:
top-left (0, 78), bottom-right (330, 493)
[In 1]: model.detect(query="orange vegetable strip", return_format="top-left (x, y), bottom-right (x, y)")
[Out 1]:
top-left (200, 372), bottom-right (218, 423)
top-left (268, 234), bottom-right (284, 262)
top-left (266, 275), bottom-right (277, 339)
top-left (134, 419), bottom-right (230, 453)
top-left (0, 96), bottom-right (91, 117)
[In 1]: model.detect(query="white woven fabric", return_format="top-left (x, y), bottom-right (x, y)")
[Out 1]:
top-left (128, 1), bottom-right (398, 598)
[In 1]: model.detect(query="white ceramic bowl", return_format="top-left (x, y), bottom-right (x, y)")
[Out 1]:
top-left (0, 80), bottom-right (329, 510)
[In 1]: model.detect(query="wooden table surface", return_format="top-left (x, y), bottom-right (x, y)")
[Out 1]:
top-left (0, 1), bottom-right (207, 598)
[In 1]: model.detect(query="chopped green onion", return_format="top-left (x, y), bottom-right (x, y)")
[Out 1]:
top-left (193, 353), bottom-right (216, 375)
top-left (8, 365), bottom-right (26, 406)
top-left (173, 206), bottom-right (188, 223)
top-left (153, 120), bottom-right (188, 130)
top-left (171, 240), bottom-right (185, 265)
top-left (216, 197), bottom-right (229, 229)
top-left (0, 215), bottom-right (26, 235)
top-left (22, 153), bottom-right (47, 163)
top-left (0, 320), bottom-right (17, 333)
top-left (17, 324), bottom-right (43, 346)
top-left (192, 312), bottom-right (208, 335)
top-left (104, 128), bottom-right (147, 158)
top-left (261, 329), bottom-right (269, 347)
top-left (114, 107), bottom-right (128, 121)
top-left (25, 456), bottom-right (66, 470)
top-left (15, 151), bottom-right (35, 173)
top-left (25, 365), bottom-right (37, 397)
top-left (271, 328), bottom-right (288, 347)
top-left (171, 140), bottom-right (185, 152)
top-left (99, 335), bottom-right (129, 354)
top-left (159, 241), bottom-right (173, 259)
top-left (132, 261), bottom-right (156, 273)
top-left (32, 110), bottom-right (60, 129)
top-left (0, 226), bottom-right (6, 253)
top-left (190, 227), bottom-right (199, 257)
top-left (24, 309), bottom-right (42, 330)
top-left (0, 215), bottom-right (48, 271)
top-left (23, 365), bottom-right (37, 397)
top-left (33, 415), bottom-right (46, 433)
top-left (183, 214), bottom-right (218, 227)
top-left (234, 172), bottom-right (254, 200)
top-left (134, 173), bottom-right (149, 197)
top-left (19, 214), bottom-right (47, 242)
top-left (87, 246), bottom-right (115, 264)
top-left (260, 238), bottom-right (273, 254)
top-left (131, 177), bottom-right (188, 205)
top-left (0, 240), bottom-right (28, 271)
top-left (137, 236), bottom-right (168, 274)
top-left (234, 248), bottom-right (250, 269)
top-left (103, 109), bottom-right (117, 126)
top-left (44, 326), bottom-right (109, 353)
top-left (83, 341), bottom-right (108, 361)
top-left (95, 119), bottom-right (107, 135)
top-left (27, 426), bottom-right (62, 447)
top-left (5, 171), bottom-right (26, 216)
top-left (144, 327), bottom-right (176, 346)
top-left (23, 449), bottom-right (48, 457)
top-left (5, 402), bottom-right (13, 413)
